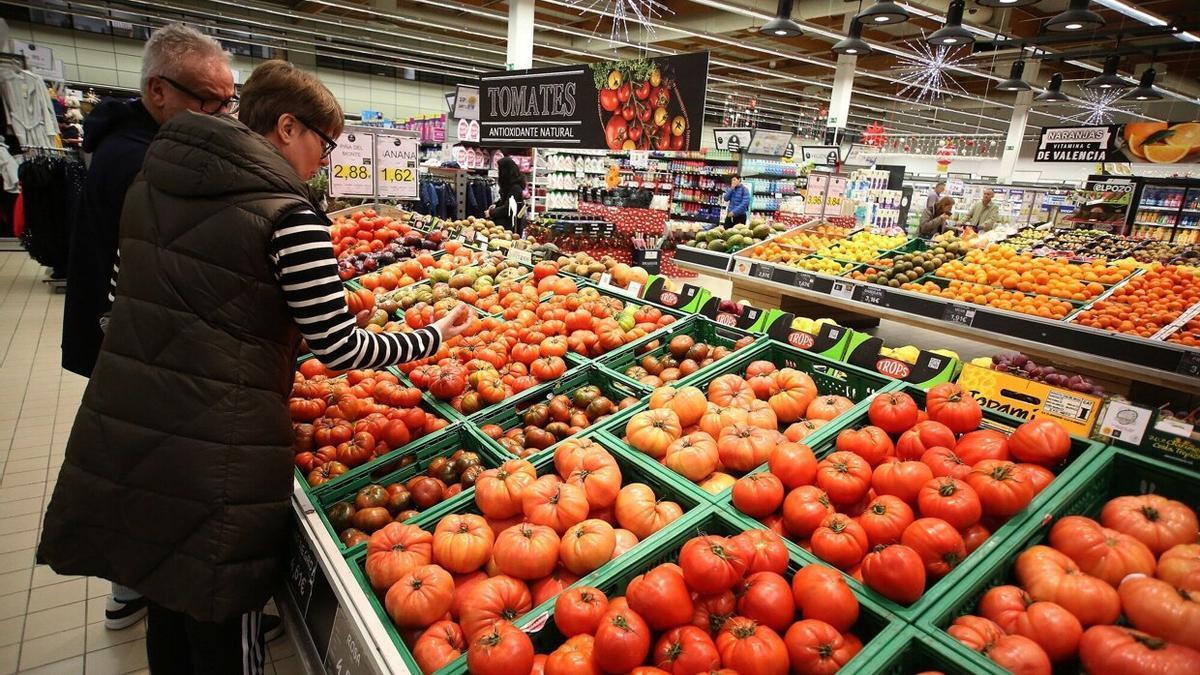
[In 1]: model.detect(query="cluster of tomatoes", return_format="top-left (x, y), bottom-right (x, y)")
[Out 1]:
top-left (621, 333), bottom-right (756, 388)
top-left (478, 384), bottom-right (640, 458)
top-left (329, 210), bottom-right (423, 260)
top-left (1075, 265), bottom-right (1200, 338)
top-left (727, 384), bottom-right (1075, 605)
top-left (946, 491), bottom-right (1199, 674)
top-left (396, 281), bottom-right (677, 416)
top-left (362, 439), bottom-right (688, 673)
top-left (288, 363), bottom-right (451, 487)
top-left (621, 362), bottom-right (860, 494)
top-left (597, 64), bottom-right (688, 152)
top-left (462, 528), bottom-right (869, 675)
top-left (325, 448), bottom-right (486, 547)
top-left (357, 242), bottom-right (482, 293)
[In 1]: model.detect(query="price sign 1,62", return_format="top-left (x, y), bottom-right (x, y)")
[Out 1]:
top-left (381, 168), bottom-right (413, 182)
top-left (333, 164), bottom-right (370, 181)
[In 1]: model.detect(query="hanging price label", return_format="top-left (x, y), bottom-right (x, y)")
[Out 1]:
top-left (328, 130), bottom-right (375, 197)
top-left (831, 280), bottom-right (855, 300)
top-left (376, 133), bottom-right (419, 199)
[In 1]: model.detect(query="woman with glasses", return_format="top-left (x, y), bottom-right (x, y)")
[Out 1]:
top-left (39, 59), bottom-right (472, 674)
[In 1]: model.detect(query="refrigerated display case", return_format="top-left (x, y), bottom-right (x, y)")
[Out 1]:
top-left (1129, 177), bottom-right (1200, 244)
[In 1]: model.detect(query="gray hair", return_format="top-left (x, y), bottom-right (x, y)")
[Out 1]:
top-left (140, 23), bottom-right (229, 93)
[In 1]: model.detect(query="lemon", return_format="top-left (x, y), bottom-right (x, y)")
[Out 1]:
top-left (1144, 144), bottom-right (1190, 164)
top-left (1166, 122), bottom-right (1200, 152)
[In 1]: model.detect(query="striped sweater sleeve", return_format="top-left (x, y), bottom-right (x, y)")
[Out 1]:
top-left (271, 209), bottom-right (441, 370)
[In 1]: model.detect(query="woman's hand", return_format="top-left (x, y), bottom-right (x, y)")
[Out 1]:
top-left (431, 303), bottom-right (473, 341)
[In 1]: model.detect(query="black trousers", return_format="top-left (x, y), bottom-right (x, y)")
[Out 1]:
top-left (725, 212), bottom-right (748, 227)
top-left (146, 603), bottom-right (265, 675)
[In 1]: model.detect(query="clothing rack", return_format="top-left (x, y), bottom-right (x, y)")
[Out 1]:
top-left (420, 167), bottom-right (467, 219)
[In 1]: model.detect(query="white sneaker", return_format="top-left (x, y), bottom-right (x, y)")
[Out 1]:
top-left (105, 594), bottom-right (148, 630)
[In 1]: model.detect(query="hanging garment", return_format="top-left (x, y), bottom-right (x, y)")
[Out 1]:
top-left (0, 68), bottom-right (59, 149)
top-left (18, 153), bottom-right (85, 272)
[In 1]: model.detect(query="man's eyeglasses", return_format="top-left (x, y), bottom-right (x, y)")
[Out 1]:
top-left (160, 76), bottom-right (238, 115)
top-left (296, 117), bottom-right (338, 159)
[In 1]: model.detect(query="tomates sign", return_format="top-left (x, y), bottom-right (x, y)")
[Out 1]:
top-left (479, 52), bottom-right (710, 150)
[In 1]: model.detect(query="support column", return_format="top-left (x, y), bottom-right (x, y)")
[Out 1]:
top-left (999, 60), bottom-right (1040, 182)
top-left (825, 54), bottom-right (856, 146)
top-left (506, 0), bottom-right (535, 71)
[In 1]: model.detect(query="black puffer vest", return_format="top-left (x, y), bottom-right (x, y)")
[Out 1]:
top-left (40, 112), bottom-right (313, 622)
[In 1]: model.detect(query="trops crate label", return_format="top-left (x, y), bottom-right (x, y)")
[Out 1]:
top-left (767, 315), bottom-right (851, 359)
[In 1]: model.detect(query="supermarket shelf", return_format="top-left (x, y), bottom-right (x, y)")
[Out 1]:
top-left (1134, 221), bottom-right (1175, 227)
top-left (673, 197), bottom-right (721, 205)
top-left (674, 257), bottom-right (1200, 393)
top-left (673, 186), bottom-right (726, 193)
top-left (1138, 205), bottom-right (1181, 211)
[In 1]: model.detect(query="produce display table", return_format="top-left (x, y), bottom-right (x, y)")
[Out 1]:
top-left (675, 257), bottom-right (1200, 395)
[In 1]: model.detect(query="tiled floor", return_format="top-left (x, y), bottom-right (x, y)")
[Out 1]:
top-left (0, 254), bottom-right (302, 674)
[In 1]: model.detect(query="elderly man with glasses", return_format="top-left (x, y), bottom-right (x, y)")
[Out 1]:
top-left (60, 24), bottom-right (290, 642)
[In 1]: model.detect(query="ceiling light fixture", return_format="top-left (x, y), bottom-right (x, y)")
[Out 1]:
top-left (975, 0), bottom-right (1040, 7)
top-left (761, 0), bottom-right (804, 36)
top-left (833, 20), bottom-right (871, 55)
top-left (997, 60), bottom-right (1032, 91)
top-left (856, 0), bottom-right (910, 26)
top-left (1045, 0), bottom-right (1106, 32)
top-left (1085, 54), bottom-right (1128, 89)
top-left (1034, 73), bottom-right (1071, 102)
top-left (927, 0), bottom-right (975, 46)
top-left (1124, 68), bottom-right (1163, 101)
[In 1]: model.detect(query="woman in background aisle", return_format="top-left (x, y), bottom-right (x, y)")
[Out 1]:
top-left (38, 60), bottom-right (472, 674)
top-left (489, 156), bottom-right (528, 235)
top-left (920, 196), bottom-right (956, 237)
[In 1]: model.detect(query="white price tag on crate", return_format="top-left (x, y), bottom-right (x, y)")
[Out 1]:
top-left (1098, 401), bottom-right (1153, 446)
top-left (507, 247), bottom-right (533, 265)
top-left (627, 281), bottom-right (643, 297)
top-left (831, 280), bottom-right (855, 300)
top-left (599, 273), bottom-right (613, 287)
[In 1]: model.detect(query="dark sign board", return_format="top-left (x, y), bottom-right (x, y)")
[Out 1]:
top-left (713, 128), bottom-right (753, 152)
top-left (1035, 121), bottom-right (1200, 164)
top-left (1035, 125), bottom-right (1120, 162)
top-left (479, 52), bottom-right (710, 150)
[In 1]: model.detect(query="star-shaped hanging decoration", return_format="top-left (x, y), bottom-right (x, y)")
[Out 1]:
top-left (563, 0), bottom-right (674, 42)
top-left (1065, 87), bottom-right (1133, 125)
top-left (891, 37), bottom-right (969, 106)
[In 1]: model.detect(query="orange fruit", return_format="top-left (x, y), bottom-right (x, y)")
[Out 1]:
top-left (1144, 144), bottom-right (1190, 164)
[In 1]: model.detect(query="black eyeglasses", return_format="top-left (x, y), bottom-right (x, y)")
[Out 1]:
top-left (159, 76), bottom-right (238, 115)
top-left (295, 117), bottom-right (338, 159)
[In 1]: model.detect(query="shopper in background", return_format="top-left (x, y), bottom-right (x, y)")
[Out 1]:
top-left (925, 180), bottom-right (946, 215)
top-left (39, 59), bottom-right (473, 675)
top-left (58, 22), bottom-right (237, 633)
top-left (964, 188), bottom-right (1001, 231)
top-left (723, 174), bottom-right (751, 226)
top-left (488, 156), bottom-right (528, 235)
top-left (920, 196), bottom-right (956, 236)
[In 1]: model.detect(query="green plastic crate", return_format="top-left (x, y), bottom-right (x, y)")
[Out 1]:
top-left (849, 625), bottom-right (982, 675)
top-left (595, 314), bottom-right (762, 387)
top-left (919, 446), bottom-right (1200, 674)
top-left (725, 382), bottom-right (1107, 623)
top-left (680, 338), bottom-right (901, 403)
top-left (342, 433), bottom-right (709, 674)
top-left (468, 364), bottom-right (650, 462)
top-left (309, 424), bottom-right (503, 557)
top-left (488, 506), bottom-right (901, 675)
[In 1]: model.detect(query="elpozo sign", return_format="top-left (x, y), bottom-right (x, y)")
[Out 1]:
top-left (479, 52), bottom-right (709, 151)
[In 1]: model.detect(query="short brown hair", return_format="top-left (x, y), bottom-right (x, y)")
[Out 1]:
top-left (936, 196), bottom-right (955, 212)
top-left (238, 60), bottom-right (343, 138)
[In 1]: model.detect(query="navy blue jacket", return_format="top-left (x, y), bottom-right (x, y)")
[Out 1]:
top-left (62, 99), bottom-right (158, 377)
